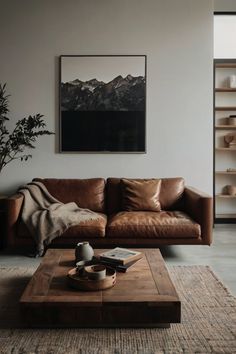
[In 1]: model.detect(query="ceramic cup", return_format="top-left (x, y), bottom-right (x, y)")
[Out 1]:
top-left (84, 265), bottom-right (106, 281)
top-left (76, 260), bottom-right (87, 276)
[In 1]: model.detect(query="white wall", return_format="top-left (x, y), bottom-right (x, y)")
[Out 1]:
top-left (0, 0), bottom-right (213, 195)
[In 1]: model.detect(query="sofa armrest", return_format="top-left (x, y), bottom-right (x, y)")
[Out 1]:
top-left (184, 186), bottom-right (213, 245)
top-left (6, 193), bottom-right (24, 247)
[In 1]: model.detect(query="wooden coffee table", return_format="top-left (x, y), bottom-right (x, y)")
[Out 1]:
top-left (20, 248), bottom-right (181, 327)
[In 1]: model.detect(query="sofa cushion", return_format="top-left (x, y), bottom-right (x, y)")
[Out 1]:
top-left (61, 213), bottom-right (107, 238)
top-left (33, 178), bottom-right (105, 212)
top-left (106, 177), bottom-right (185, 214)
top-left (160, 177), bottom-right (185, 210)
top-left (121, 178), bottom-right (162, 211)
top-left (17, 213), bottom-right (107, 239)
top-left (106, 211), bottom-right (200, 239)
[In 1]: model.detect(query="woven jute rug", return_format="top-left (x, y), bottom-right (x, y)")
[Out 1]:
top-left (0, 266), bottom-right (235, 354)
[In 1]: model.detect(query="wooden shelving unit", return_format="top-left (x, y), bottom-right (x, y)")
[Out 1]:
top-left (216, 63), bottom-right (236, 68)
top-left (215, 213), bottom-right (236, 223)
top-left (215, 171), bottom-right (236, 175)
top-left (216, 213), bottom-right (236, 218)
top-left (215, 125), bottom-right (236, 129)
top-left (216, 194), bottom-right (236, 198)
top-left (215, 88), bottom-right (236, 92)
top-left (215, 147), bottom-right (236, 151)
top-left (215, 107), bottom-right (236, 111)
top-left (214, 59), bottom-right (236, 224)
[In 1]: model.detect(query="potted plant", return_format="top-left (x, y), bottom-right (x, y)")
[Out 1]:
top-left (0, 83), bottom-right (54, 173)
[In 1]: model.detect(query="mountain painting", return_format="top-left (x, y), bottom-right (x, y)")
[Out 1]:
top-left (60, 55), bottom-right (146, 152)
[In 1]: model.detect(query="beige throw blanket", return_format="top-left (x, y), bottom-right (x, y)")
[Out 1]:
top-left (19, 181), bottom-right (101, 255)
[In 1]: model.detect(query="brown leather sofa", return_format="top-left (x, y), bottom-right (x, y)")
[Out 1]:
top-left (5, 177), bottom-right (213, 249)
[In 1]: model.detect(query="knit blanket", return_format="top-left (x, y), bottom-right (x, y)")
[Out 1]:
top-left (18, 181), bottom-right (100, 255)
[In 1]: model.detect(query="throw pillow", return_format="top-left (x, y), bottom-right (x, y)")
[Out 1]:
top-left (121, 178), bottom-right (162, 211)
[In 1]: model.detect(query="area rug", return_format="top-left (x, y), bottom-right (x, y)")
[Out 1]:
top-left (0, 266), bottom-right (235, 354)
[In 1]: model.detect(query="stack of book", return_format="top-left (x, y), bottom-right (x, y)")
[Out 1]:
top-left (98, 247), bottom-right (143, 273)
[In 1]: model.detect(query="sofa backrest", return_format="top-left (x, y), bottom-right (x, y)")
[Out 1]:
top-left (33, 178), bottom-right (105, 213)
top-left (106, 177), bottom-right (185, 214)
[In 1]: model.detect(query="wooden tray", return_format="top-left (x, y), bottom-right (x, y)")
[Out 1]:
top-left (67, 266), bottom-right (116, 291)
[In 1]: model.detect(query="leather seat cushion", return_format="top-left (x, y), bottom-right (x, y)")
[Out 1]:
top-left (17, 213), bottom-right (107, 239)
top-left (33, 178), bottom-right (105, 212)
top-left (106, 211), bottom-right (200, 239)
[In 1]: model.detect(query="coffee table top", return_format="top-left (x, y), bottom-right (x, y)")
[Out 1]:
top-left (20, 248), bottom-right (180, 306)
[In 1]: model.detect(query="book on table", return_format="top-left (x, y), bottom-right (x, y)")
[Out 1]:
top-left (99, 247), bottom-right (143, 265)
top-left (99, 257), bottom-right (142, 273)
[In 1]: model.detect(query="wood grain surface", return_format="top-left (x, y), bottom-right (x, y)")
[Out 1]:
top-left (20, 248), bottom-right (181, 327)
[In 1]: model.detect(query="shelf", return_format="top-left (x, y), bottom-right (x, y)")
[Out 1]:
top-left (215, 63), bottom-right (236, 68)
top-left (215, 147), bottom-right (236, 151)
top-left (215, 213), bottom-right (236, 219)
top-left (216, 194), bottom-right (236, 198)
top-left (215, 171), bottom-right (236, 175)
top-left (215, 88), bottom-right (236, 92)
top-left (215, 107), bottom-right (236, 111)
top-left (215, 125), bottom-right (236, 129)
top-left (216, 213), bottom-right (236, 218)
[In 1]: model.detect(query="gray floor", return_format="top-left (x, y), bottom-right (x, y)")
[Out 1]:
top-left (0, 225), bottom-right (235, 295)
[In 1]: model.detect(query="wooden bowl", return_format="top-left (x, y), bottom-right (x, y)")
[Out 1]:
top-left (67, 265), bottom-right (116, 291)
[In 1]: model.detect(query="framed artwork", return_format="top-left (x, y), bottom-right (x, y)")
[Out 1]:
top-left (59, 55), bottom-right (146, 153)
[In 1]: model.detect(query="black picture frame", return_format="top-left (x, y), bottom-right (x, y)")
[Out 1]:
top-left (59, 55), bottom-right (146, 153)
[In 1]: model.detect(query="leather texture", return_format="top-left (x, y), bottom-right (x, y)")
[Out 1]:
top-left (106, 211), bottom-right (200, 239)
top-left (159, 177), bottom-right (185, 210)
top-left (17, 213), bottom-right (107, 239)
top-left (5, 194), bottom-right (24, 247)
top-left (184, 186), bottom-right (213, 245)
top-left (121, 178), bottom-right (162, 211)
top-left (106, 177), bottom-right (185, 214)
top-left (33, 178), bottom-right (105, 212)
top-left (5, 178), bottom-right (213, 248)
top-left (106, 178), bottom-right (122, 215)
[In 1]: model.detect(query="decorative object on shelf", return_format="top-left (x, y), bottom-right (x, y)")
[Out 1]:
top-left (228, 115), bottom-right (236, 125)
top-left (229, 75), bottom-right (236, 88)
top-left (0, 83), bottom-right (54, 174)
top-left (227, 168), bottom-right (236, 172)
top-left (224, 133), bottom-right (236, 148)
top-left (67, 265), bottom-right (116, 291)
top-left (59, 55), bottom-right (146, 153)
top-left (226, 185), bottom-right (236, 196)
top-left (75, 241), bottom-right (94, 262)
